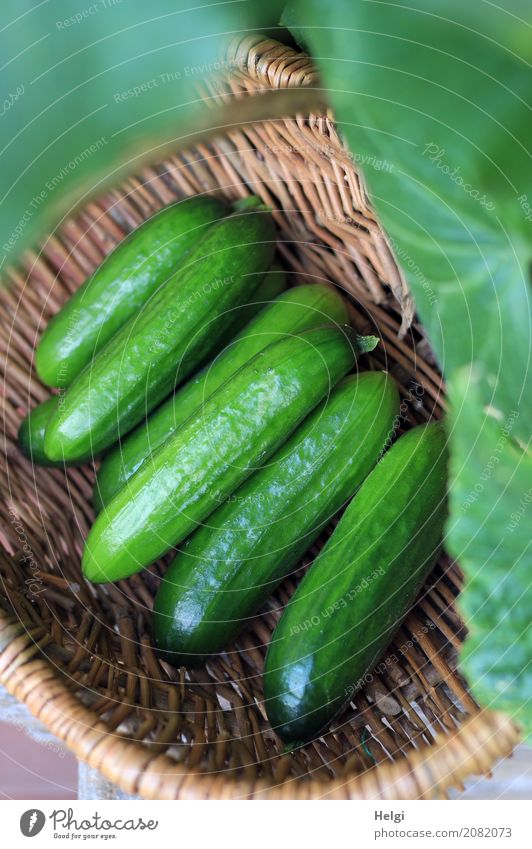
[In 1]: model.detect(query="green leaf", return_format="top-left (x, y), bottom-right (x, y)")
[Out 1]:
top-left (285, 0), bottom-right (532, 735)
top-left (449, 366), bottom-right (532, 732)
top-left (0, 0), bottom-right (286, 264)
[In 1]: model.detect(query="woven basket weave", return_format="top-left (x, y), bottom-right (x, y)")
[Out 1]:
top-left (0, 36), bottom-right (519, 800)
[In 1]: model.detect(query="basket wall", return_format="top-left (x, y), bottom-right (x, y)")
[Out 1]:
top-left (0, 36), bottom-right (518, 799)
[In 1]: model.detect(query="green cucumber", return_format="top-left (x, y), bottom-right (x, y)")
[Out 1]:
top-left (222, 264), bottom-right (288, 334)
top-left (201, 265), bottom-right (287, 359)
top-left (153, 371), bottom-right (398, 666)
top-left (36, 195), bottom-right (227, 388)
top-left (263, 422), bottom-right (448, 744)
top-left (18, 397), bottom-right (69, 468)
top-left (82, 325), bottom-right (359, 584)
top-left (93, 282), bottom-right (348, 511)
top-left (44, 205), bottom-right (275, 462)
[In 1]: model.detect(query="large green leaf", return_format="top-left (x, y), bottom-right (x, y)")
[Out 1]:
top-left (0, 1), bottom-right (286, 263)
top-left (285, 0), bottom-right (532, 734)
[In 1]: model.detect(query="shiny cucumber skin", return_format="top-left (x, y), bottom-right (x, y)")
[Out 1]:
top-left (263, 422), bottom-right (448, 744)
top-left (18, 397), bottom-right (69, 467)
top-left (36, 195), bottom-right (227, 388)
top-left (153, 371), bottom-right (399, 666)
top-left (93, 282), bottom-right (348, 511)
top-left (82, 325), bottom-right (359, 584)
top-left (44, 207), bottom-right (275, 463)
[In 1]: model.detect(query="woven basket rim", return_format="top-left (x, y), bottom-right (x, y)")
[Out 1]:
top-left (0, 617), bottom-right (519, 800)
top-left (0, 34), bottom-right (520, 799)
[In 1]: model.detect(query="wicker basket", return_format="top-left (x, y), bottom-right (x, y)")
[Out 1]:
top-left (0, 36), bottom-right (519, 800)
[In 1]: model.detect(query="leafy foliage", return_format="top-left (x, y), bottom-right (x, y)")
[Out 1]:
top-left (283, 0), bottom-right (532, 735)
top-left (0, 1), bottom-right (284, 263)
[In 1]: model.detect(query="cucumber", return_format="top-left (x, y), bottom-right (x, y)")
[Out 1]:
top-left (263, 422), bottom-right (448, 744)
top-left (18, 397), bottom-right (68, 468)
top-left (44, 204), bottom-right (275, 462)
top-left (36, 195), bottom-right (227, 388)
top-left (82, 325), bottom-right (359, 584)
top-left (202, 265), bottom-right (287, 359)
top-left (93, 282), bottom-right (348, 511)
top-left (153, 371), bottom-right (398, 666)
top-left (223, 264), bottom-right (287, 334)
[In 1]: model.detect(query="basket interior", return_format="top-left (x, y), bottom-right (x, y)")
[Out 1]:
top-left (0, 37), bottom-right (489, 798)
